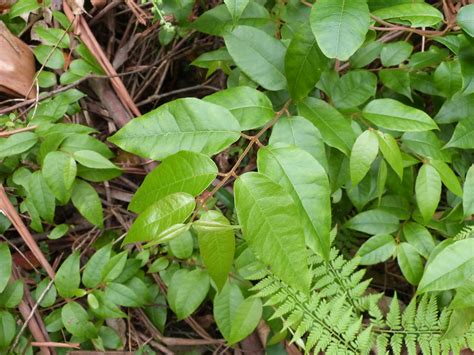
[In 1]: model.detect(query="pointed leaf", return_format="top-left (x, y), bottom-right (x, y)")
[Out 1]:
top-left (463, 165), bottom-right (474, 218)
top-left (55, 252), bottom-right (81, 298)
top-left (398, 243), bottom-right (423, 285)
top-left (415, 164), bottom-right (441, 223)
top-left (0, 244), bottom-right (11, 293)
top-left (402, 222), bottom-right (435, 259)
top-left (446, 118), bottom-right (474, 149)
top-left (358, 234), bottom-right (396, 265)
top-left (376, 131), bottom-right (404, 179)
top-left (61, 302), bottom-right (98, 339)
top-left (429, 159), bottom-right (463, 196)
top-left (350, 130), bottom-right (379, 186)
top-left (345, 209), bottom-right (399, 235)
top-left (0, 132), bottom-right (37, 158)
top-left (42, 151), bottom-right (77, 204)
top-left (71, 179), bottom-right (104, 228)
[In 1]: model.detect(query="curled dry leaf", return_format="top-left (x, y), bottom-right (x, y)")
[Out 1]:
top-left (0, 21), bottom-right (36, 99)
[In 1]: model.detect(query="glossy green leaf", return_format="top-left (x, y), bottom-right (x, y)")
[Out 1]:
top-left (435, 93), bottom-right (474, 124)
top-left (376, 131), bottom-right (404, 179)
top-left (434, 60), bottom-right (463, 97)
top-left (101, 252), bottom-right (128, 283)
top-left (168, 269), bottom-right (210, 320)
top-left (224, 26), bottom-right (286, 91)
top-left (60, 134), bottom-right (114, 159)
top-left (195, 211), bottom-right (235, 291)
top-left (450, 281), bottom-right (474, 309)
top-left (457, 4), bottom-right (474, 37)
top-left (285, 22), bottom-right (328, 100)
top-left (363, 99), bottom-right (438, 132)
top-left (402, 222), bottom-right (435, 259)
top-left (27, 172), bottom-right (55, 224)
top-left (345, 209), bottom-right (399, 235)
top-left (415, 164), bottom-right (441, 223)
top-left (269, 116), bottom-right (328, 171)
top-left (429, 159), bottom-right (463, 197)
top-left (71, 179), bottom-right (104, 228)
top-left (224, 0), bottom-right (249, 24)
top-left (358, 234), bottom-right (396, 265)
top-left (33, 45), bottom-right (64, 69)
top-left (48, 224), bottom-right (68, 240)
top-left (0, 311), bottom-right (16, 349)
top-left (73, 150), bottom-right (118, 170)
top-left (418, 239), bottom-right (474, 293)
top-left (380, 41), bottom-right (413, 67)
top-left (0, 280), bottom-right (24, 308)
top-left (214, 282), bottom-right (262, 344)
top-left (104, 283), bottom-right (143, 307)
top-left (42, 151), bottom-right (77, 204)
top-left (145, 223), bottom-right (191, 247)
top-left (129, 151), bottom-right (217, 214)
top-left (125, 193), bottom-right (195, 244)
top-left (310, 0), bottom-right (370, 60)
top-left (0, 132), bottom-right (37, 158)
top-left (379, 69), bottom-right (412, 100)
top-left (204, 86), bottom-right (274, 130)
top-left (109, 98), bottom-right (240, 160)
top-left (235, 172), bottom-right (310, 293)
top-left (33, 278), bottom-right (55, 308)
top-left (0, 244), bottom-right (12, 293)
top-left (61, 302), bottom-right (98, 339)
top-left (350, 130), bottom-right (379, 186)
top-left (332, 70), bottom-right (377, 109)
top-left (258, 145), bottom-right (331, 259)
top-left (397, 243), bottom-right (423, 285)
top-left (298, 97), bottom-right (355, 156)
top-left (446, 118), bottom-right (474, 149)
top-left (55, 252), bottom-right (81, 298)
top-left (372, 3), bottom-right (444, 27)
top-left (82, 243), bottom-right (112, 288)
top-left (168, 230), bottom-right (194, 259)
top-left (402, 131), bottom-right (453, 162)
top-left (350, 40), bottom-right (383, 69)
top-left (463, 165), bottom-right (474, 218)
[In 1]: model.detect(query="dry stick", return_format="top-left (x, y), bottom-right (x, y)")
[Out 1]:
top-left (0, 186), bottom-right (55, 279)
top-left (192, 99), bottom-right (292, 220)
top-left (30, 342), bottom-right (80, 349)
top-left (370, 14), bottom-right (450, 37)
top-left (0, 125), bottom-right (38, 137)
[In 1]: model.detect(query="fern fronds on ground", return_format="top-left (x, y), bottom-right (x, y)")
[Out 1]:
top-left (253, 250), bottom-right (473, 355)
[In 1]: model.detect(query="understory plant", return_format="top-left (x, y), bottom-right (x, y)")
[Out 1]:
top-left (0, 0), bottom-right (474, 353)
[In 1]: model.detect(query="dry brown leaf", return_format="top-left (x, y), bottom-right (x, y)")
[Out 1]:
top-left (0, 21), bottom-right (36, 99)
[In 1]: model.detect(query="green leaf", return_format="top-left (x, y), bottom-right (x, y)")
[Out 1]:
top-left (42, 151), bottom-right (77, 204)
top-left (125, 192), bottom-right (195, 244)
top-left (298, 97), bottom-right (356, 156)
top-left (0, 244), bottom-right (12, 293)
top-left (33, 26), bottom-right (70, 49)
top-left (214, 282), bottom-right (262, 344)
top-left (358, 234), bottom-right (396, 265)
top-left (71, 179), bottom-right (104, 228)
top-left (402, 131), bottom-right (453, 162)
top-left (457, 4), bottom-right (474, 37)
top-left (434, 60), bottom-right (463, 97)
top-left (372, 3), bottom-right (444, 27)
top-left (33, 45), bottom-right (64, 70)
top-left (73, 150), bottom-right (118, 170)
top-left (61, 302), bottom-right (98, 339)
top-left (445, 118), bottom-right (474, 149)
top-left (60, 134), bottom-right (114, 159)
top-left (350, 40), bottom-right (383, 69)
top-left (397, 243), bottom-right (423, 285)
top-left (191, 2), bottom-right (270, 36)
top-left (235, 172), bottom-right (311, 293)
top-left (168, 269), bottom-right (210, 320)
top-left (285, 22), bottom-right (328, 100)
top-left (224, 0), bottom-right (249, 24)
top-left (463, 165), bottom-right (474, 218)
top-left (363, 99), bottom-right (438, 132)
top-left (224, 26), bottom-right (287, 91)
top-left (458, 36), bottom-right (474, 94)
top-left (27, 171), bottom-right (55, 224)
top-left (380, 41), bottom-right (413, 67)
top-left (55, 252), bottom-right (81, 298)
top-left (450, 281), bottom-right (474, 309)
top-left (0, 311), bottom-right (16, 349)
top-left (82, 243), bottom-right (112, 288)
top-left (379, 69), bottom-right (412, 100)
top-left (0, 132), bottom-right (37, 158)
top-left (310, 0), bottom-right (370, 60)
top-left (33, 278), bottom-right (55, 308)
top-left (109, 98), bottom-right (240, 160)
top-left (415, 164), bottom-right (441, 223)
top-left (402, 222), bottom-right (435, 259)
top-left (38, 71), bottom-right (57, 88)
top-left (101, 252), bottom-right (128, 283)
top-left (168, 230), bottom-right (194, 259)
top-left (350, 130), bottom-right (379, 186)
top-left (145, 224), bottom-right (191, 247)
top-left (195, 211), bottom-right (235, 291)
top-left (204, 86), bottom-right (274, 130)
top-left (0, 280), bottom-right (24, 308)
top-left (269, 116), bottom-right (328, 171)
top-left (418, 239), bottom-right (474, 293)
top-left (258, 145), bottom-right (331, 259)
top-left (376, 131), bottom-right (404, 179)
top-left (429, 159), bottom-right (463, 197)
top-left (129, 151), bottom-right (217, 214)
top-left (104, 283), bottom-right (143, 307)
top-left (345, 209), bottom-right (400, 235)
top-left (435, 93), bottom-right (474, 124)
top-left (8, 0), bottom-right (40, 18)
top-left (48, 224), bottom-right (68, 240)
top-left (332, 70), bottom-right (377, 109)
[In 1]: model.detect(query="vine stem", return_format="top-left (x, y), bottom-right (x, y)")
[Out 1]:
top-left (191, 99), bottom-right (292, 220)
